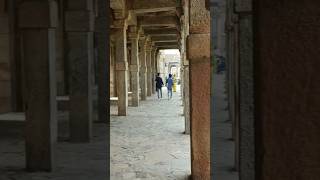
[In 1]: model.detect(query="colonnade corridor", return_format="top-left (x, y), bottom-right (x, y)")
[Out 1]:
top-left (110, 86), bottom-right (191, 179)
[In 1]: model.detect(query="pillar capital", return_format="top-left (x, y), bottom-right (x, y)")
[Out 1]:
top-left (189, 0), bottom-right (210, 34)
top-left (111, 19), bottom-right (128, 30)
top-left (145, 41), bottom-right (153, 52)
top-left (139, 36), bottom-right (147, 47)
top-left (128, 28), bottom-right (139, 39)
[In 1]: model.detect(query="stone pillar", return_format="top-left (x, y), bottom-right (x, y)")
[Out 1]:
top-left (65, 0), bottom-right (94, 142)
top-left (18, 0), bottom-right (58, 171)
top-left (0, 1), bottom-right (12, 113)
top-left (95, 0), bottom-right (109, 122)
top-left (114, 20), bottom-right (128, 116)
top-left (188, 0), bottom-right (211, 179)
top-left (146, 40), bottom-right (153, 97)
top-left (229, 1), bottom-right (255, 179)
top-left (183, 63), bottom-right (190, 134)
top-left (128, 26), bottom-right (140, 107)
top-left (151, 48), bottom-right (157, 94)
top-left (139, 36), bottom-right (147, 100)
top-left (181, 7), bottom-right (190, 135)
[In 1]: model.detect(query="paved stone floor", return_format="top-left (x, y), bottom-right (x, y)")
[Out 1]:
top-left (0, 75), bottom-right (238, 180)
top-left (0, 113), bottom-right (107, 180)
top-left (213, 73), bottom-right (239, 180)
top-left (111, 86), bottom-right (191, 180)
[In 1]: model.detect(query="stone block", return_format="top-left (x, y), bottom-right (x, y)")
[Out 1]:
top-left (18, 1), bottom-right (58, 28)
top-left (65, 11), bottom-right (95, 32)
top-left (187, 34), bottom-right (211, 60)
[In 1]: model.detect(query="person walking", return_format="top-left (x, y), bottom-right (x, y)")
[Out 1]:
top-left (155, 73), bottom-right (163, 99)
top-left (166, 74), bottom-right (174, 100)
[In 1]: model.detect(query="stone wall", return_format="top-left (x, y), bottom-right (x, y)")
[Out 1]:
top-left (0, 9), bottom-right (11, 113)
top-left (255, 1), bottom-right (320, 179)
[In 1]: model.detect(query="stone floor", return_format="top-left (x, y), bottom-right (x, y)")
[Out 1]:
top-left (110, 86), bottom-right (191, 180)
top-left (0, 112), bottom-right (107, 180)
top-left (0, 75), bottom-right (238, 180)
top-left (213, 73), bottom-right (239, 180)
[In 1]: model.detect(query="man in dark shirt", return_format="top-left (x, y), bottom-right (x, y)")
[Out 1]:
top-left (155, 73), bottom-right (164, 99)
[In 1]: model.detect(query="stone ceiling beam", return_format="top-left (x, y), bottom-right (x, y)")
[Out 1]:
top-left (134, 7), bottom-right (176, 14)
top-left (132, 0), bottom-right (178, 13)
top-left (155, 42), bottom-right (178, 46)
top-left (151, 36), bottom-right (178, 42)
top-left (144, 29), bottom-right (179, 36)
top-left (110, 0), bottom-right (125, 9)
top-left (139, 16), bottom-right (178, 28)
top-left (156, 45), bottom-right (179, 49)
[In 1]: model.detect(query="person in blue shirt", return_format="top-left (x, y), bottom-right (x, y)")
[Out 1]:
top-left (166, 74), bottom-right (173, 100)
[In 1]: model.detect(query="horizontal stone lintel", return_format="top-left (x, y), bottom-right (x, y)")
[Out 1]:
top-left (187, 33), bottom-right (210, 60)
top-left (65, 11), bottom-right (95, 32)
top-left (132, 0), bottom-right (178, 10)
top-left (128, 33), bottom-right (139, 39)
top-left (116, 62), bottom-right (128, 71)
top-left (18, 1), bottom-right (58, 28)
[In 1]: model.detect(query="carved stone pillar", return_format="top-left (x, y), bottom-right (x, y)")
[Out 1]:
top-left (18, 0), bottom-right (58, 171)
top-left (139, 36), bottom-right (147, 100)
top-left (114, 20), bottom-right (128, 116)
top-left (65, 0), bottom-right (95, 142)
top-left (128, 26), bottom-right (140, 107)
top-left (188, 0), bottom-right (211, 179)
top-left (146, 40), bottom-right (152, 97)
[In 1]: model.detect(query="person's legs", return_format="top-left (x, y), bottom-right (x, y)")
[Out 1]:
top-left (168, 89), bottom-right (172, 100)
top-left (160, 88), bottom-right (162, 98)
top-left (156, 88), bottom-right (160, 99)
